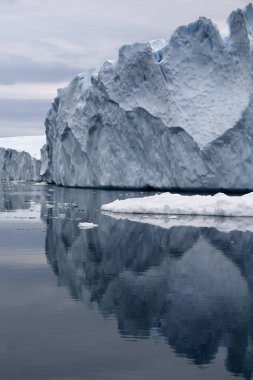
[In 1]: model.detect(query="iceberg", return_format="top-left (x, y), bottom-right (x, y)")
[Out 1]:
top-left (41, 4), bottom-right (253, 191)
top-left (0, 136), bottom-right (45, 181)
top-left (101, 192), bottom-right (253, 217)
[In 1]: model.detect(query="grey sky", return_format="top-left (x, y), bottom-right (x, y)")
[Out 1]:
top-left (0, 0), bottom-right (249, 137)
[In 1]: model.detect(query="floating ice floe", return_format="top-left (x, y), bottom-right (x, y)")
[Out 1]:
top-left (45, 204), bottom-right (54, 209)
top-left (78, 222), bottom-right (98, 229)
top-left (34, 182), bottom-right (48, 186)
top-left (101, 192), bottom-right (253, 217)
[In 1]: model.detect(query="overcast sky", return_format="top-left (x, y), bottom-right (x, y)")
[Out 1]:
top-left (0, 0), bottom-right (249, 137)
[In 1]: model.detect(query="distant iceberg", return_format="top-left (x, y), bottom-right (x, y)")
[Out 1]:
top-left (0, 136), bottom-right (45, 181)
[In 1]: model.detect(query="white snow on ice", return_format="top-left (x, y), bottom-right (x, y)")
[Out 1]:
top-left (0, 135), bottom-right (46, 159)
top-left (34, 182), bottom-right (48, 186)
top-left (149, 39), bottom-right (167, 52)
top-left (101, 192), bottom-right (253, 217)
top-left (78, 222), bottom-right (98, 229)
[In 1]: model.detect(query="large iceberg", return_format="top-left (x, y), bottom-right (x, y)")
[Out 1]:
top-left (42, 4), bottom-right (253, 190)
top-left (0, 136), bottom-right (45, 181)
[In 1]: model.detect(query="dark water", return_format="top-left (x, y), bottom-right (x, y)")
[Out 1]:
top-left (0, 181), bottom-right (252, 380)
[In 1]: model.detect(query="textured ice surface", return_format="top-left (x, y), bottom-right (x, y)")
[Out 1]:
top-left (0, 148), bottom-right (41, 181)
top-left (42, 4), bottom-right (253, 190)
top-left (101, 192), bottom-right (253, 217)
top-left (0, 136), bottom-right (45, 181)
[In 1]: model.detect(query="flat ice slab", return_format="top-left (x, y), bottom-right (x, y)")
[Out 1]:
top-left (101, 192), bottom-right (253, 217)
top-left (0, 135), bottom-right (46, 159)
top-left (78, 222), bottom-right (98, 229)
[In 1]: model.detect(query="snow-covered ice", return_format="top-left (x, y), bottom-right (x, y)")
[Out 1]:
top-left (0, 136), bottom-right (45, 159)
top-left (34, 182), bottom-right (48, 186)
top-left (101, 192), bottom-right (253, 217)
top-left (149, 38), bottom-right (167, 52)
top-left (78, 222), bottom-right (98, 229)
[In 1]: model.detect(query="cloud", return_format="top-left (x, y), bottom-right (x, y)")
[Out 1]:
top-left (1, 0), bottom-right (248, 77)
top-left (0, 120), bottom-right (45, 137)
top-left (0, 56), bottom-right (84, 85)
top-left (0, 99), bottom-right (50, 118)
top-left (0, 82), bottom-right (67, 100)
top-left (0, 99), bottom-right (50, 137)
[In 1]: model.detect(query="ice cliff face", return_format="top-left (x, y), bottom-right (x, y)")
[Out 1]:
top-left (43, 4), bottom-right (253, 190)
top-left (0, 136), bottom-right (45, 182)
top-left (0, 148), bottom-right (41, 181)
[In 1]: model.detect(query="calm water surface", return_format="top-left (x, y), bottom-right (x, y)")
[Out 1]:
top-left (0, 181), bottom-right (252, 380)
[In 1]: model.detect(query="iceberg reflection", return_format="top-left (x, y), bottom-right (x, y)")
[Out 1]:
top-left (42, 187), bottom-right (253, 379)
